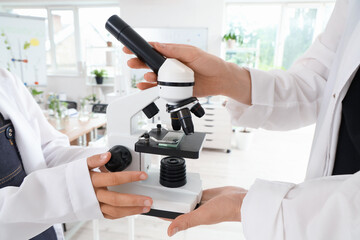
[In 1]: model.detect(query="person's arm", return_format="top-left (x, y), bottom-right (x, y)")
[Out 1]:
top-left (167, 173), bottom-right (360, 239)
top-left (126, 0), bottom-right (346, 131)
top-left (10, 71), bottom-right (107, 167)
top-left (241, 173), bottom-right (360, 240)
top-left (0, 71), bottom-right (152, 239)
top-left (0, 152), bottom-right (152, 240)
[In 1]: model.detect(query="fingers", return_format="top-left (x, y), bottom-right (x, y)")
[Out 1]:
top-left (144, 72), bottom-right (157, 82)
top-left (123, 46), bottom-right (132, 54)
top-left (124, 42), bottom-right (201, 65)
top-left (99, 166), bottom-right (109, 173)
top-left (136, 72), bottom-right (157, 90)
top-left (95, 188), bottom-right (152, 207)
top-left (167, 204), bottom-right (213, 237)
top-left (127, 58), bottom-right (149, 69)
top-left (136, 82), bottom-right (157, 90)
top-left (122, 42), bottom-right (157, 55)
top-left (100, 203), bottom-right (151, 219)
top-left (152, 42), bottom-right (200, 63)
top-left (91, 171), bottom-right (148, 188)
top-left (87, 152), bottom-right (111, 170)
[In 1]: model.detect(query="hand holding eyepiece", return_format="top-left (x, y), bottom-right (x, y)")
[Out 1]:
top-left (106, 15), bottom-right (166, 74)
top-left (106, 15), bottom-right (205, 135)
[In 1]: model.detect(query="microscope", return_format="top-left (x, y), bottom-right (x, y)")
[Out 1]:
top-left (104, 15), bottom-right (206, 219)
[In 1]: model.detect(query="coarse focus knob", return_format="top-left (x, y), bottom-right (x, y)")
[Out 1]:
top-left (106, 145), bottom-right (132, 172)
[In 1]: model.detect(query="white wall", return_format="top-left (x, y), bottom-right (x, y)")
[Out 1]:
top-left (119, 0), bottom-right (224, 56)
top-left (46, 75), bottom-right (88, 102)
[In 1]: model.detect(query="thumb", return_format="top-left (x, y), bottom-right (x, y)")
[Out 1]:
top-left (167, 207), bottom-right (208, 237)
top-left (87, 152), bottom-right (111, 170)
top-left (153, 42), bottom-right (200, 63)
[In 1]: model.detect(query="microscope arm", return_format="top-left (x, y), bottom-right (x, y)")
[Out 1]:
top-left (107, 86), bottom-right (159, 139)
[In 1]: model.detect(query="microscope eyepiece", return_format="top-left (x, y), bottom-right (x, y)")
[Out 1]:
top-left (105, 15), bottom-right (166, 74)
top-left (105, 15), bottom-right (129, 39)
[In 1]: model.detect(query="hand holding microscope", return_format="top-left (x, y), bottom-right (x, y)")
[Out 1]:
top-left (104, 15), bottom-right (206, 219)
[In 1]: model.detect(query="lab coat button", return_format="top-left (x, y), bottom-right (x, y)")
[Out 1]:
top-left (5, 126), bottom-right (15, 139)
top-left (333, 93), bottom-right (336, 98)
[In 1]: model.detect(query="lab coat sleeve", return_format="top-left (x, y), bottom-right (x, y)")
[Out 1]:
top-left (241, 172), bottom-right (360, 240)
top-left (0, 158), bottom-right (103, 240)
top-left (0, 71), bottom-right (105, 239)
top-left (226, 0), bottom-right (347, 130)
top-left (12, 71), bottom-right (107, 167)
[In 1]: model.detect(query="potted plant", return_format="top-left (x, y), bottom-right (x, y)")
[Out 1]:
top-left (222, 32), bottom-right (243, 49)
top-left (235, 127), bottom-right (253, 150)
top-left (79, 98), bottom-right (90, 122)
top-left (106, 33), bottom-right (113, 47)
top-left (29, 81), bottom-right (44, 104)
top-left (78, 94), bottom-right (99, 122)
top-left (48, 95), bottom-right (68, 130)
top-left (91, 69), bottom-right (107, 85)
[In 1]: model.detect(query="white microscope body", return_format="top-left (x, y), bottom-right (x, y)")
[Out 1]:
top-left (105, 15), bottom-right (206, 218)
top-left (106, 58), bottom-right (205, 218)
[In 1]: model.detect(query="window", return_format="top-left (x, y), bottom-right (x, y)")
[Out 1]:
top-left (8, 5), bottom-right (120, 75)
top-left (79, 7), bottom-right (121, 79)
top-left (50, 9), bottom-right (77, 73)
top-left (226, 5), bottom-right (281, 69)
top-left (224, 1), bottom-right (335, 70)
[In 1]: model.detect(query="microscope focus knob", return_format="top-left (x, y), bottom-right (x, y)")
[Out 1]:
top-left (106, 145), bottom-right (132, 172)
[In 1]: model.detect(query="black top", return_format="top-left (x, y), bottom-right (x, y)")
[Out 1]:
top-left (333, 68), bottom-right (360, 175)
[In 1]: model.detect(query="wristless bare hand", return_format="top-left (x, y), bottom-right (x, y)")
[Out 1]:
top-left (87, 152), bottom-right (153, 219)
top-left (124, 42), bottom-right (252, 105)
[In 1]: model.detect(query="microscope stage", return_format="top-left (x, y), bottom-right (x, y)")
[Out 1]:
top-left (135, 130), bottom-right (206, 159)
top-left (108, 170), bottom-right (202, 219)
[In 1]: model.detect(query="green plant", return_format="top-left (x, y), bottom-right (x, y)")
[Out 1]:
top-left (222, 32), bottom-right (243, 45)
top-left (30, 82), bottom-right (43, 97)
top-left (30, 88), bottom-right (43, 96)
top-left (91, 69), bottom-right (107, 78)
top-left (48, 95), bottom-right (68, 118)
top-left (85, 94), bottom-right (99, 104)
top-left (131, 75), bottom-right (139, 88)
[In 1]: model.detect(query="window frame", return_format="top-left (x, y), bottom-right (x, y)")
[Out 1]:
top-left (224, 1), bottom-right (335, 69)
top-left (2, 2), bottom-right (119, 77)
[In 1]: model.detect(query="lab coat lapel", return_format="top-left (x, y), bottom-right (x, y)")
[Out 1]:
top-left (306, 1), bottom-right (360, 179)
top-left (0, 76), bottom-right (46, 174)
top-left (333, 21), bottom-right (360, 95)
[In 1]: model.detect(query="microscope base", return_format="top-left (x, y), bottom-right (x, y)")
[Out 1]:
top-left (108, 171), bottom-right (202, 219)
top-left (142, 203), bottom-right (200, 219)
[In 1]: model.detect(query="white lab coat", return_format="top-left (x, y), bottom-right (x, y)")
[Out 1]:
top-left (0, 69), bottom-right (105, 239)
top-left (226, 0), bottom-right (360, 239)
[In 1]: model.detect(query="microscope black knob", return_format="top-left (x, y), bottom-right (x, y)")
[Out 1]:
top-left (156, 124), bottom-right (162, 133)
top-left (142, 102), bottom-right (159, 119)
top-left (191, 103), bottom-right (205, 118)
top-left (106, 145), bottom-right (132, 172)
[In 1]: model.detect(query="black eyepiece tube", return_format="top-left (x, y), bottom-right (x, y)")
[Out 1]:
top-left (105, 15), bottom-right (166, 74)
